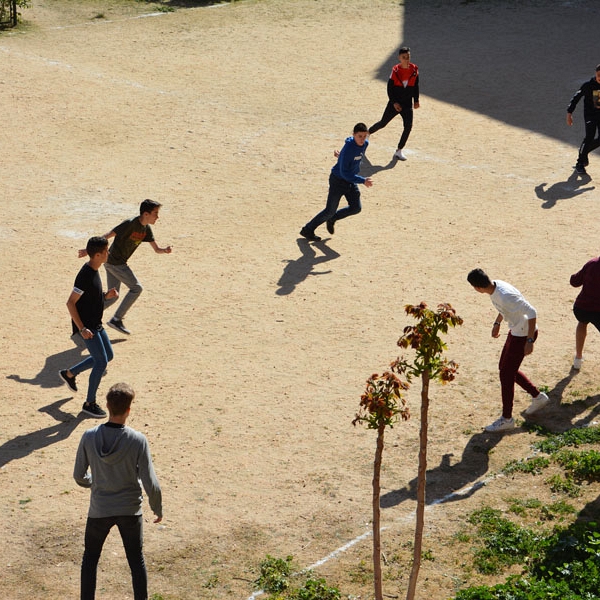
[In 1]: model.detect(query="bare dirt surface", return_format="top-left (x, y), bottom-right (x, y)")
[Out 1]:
top-left (2, 1), bottom-right (600, 598)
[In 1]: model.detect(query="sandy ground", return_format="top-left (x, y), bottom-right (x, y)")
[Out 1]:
top-left (2, 0), bottom-right (600, 598)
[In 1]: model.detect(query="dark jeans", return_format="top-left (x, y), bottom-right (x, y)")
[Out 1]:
top-left (498, 331), bottom-right (539, 419)
top-left (70, 327), bottom-right (114, 405)
top-left (81, 515), bottom-right (147, 600)
top-left (304, 173), bottom-right (362, 232)
top-left (369, 101), bottom-right (413, 149)
top-left (578, 117), bottom-right (600, 165)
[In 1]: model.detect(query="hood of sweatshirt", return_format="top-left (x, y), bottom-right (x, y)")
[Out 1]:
top-left (92, 424), bottom-right (137, 465)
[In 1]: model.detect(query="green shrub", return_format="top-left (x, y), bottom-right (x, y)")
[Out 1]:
top-left (255, 555), bottom-right (294, 594)
top-left (467, 507), bottom-right (543, 574)
top-left (288, 577), bottom-right (341, 600)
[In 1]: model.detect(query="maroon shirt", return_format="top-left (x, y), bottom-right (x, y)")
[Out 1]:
top-left (571, 257), bottom-right (600, 311)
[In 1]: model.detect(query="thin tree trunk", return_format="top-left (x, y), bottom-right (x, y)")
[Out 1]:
top-left (406, 369), bottom-right (430, 600)
top-left (372, 422), bottom-right (385, 600)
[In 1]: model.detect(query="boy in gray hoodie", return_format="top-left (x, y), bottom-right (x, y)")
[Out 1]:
top-left (74, 382), bottom-right (162, 600)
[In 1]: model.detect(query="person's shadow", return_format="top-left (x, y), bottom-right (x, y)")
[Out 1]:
top-left (0, 398), bottom-right (86, 468)
top-left (380, 429), bottom-right (506, 509)
top-left (276, 238), bottom-right (341, 295)
top-left (524, 369), bottom-right (600, 432)
top-left (360, 154), bottom-right (397, 177)
top-left (535, 171), bottom-right (594, 209)
top-left (6, 338), bottom-right (125, 389)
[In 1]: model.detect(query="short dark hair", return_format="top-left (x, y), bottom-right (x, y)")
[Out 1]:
top-left (353, 122), bottom-right (368, 133)
top-left (106, 382), bottom-right (135, 416)
top-left (596, 64), bottom-right (600, 72)
top-left (139, 199), bottom-right (162, 216)
top-left (399, 46), bottom-right (411, 55)
top-left (86, 236), bottom-right (108, 258)
top-left (467, 268), bottom-right (492, 288)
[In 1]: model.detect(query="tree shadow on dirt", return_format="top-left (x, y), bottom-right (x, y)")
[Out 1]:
top-left (0, 398), bottom-right (88, 468)
top-left (276, 238), bottom-right (340, 296)
top-left (536, 172), bottom-right (595, 209)
top-left (6, 338), bottom-right (126, 390)
top-left (381, 371), bottom-right (590, 509)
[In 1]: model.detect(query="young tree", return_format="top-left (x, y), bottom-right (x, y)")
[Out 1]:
top-left (353, 302), bottom-right (462, 600)
top-left (353, 370), bottom-right (410, 600)
top-left (393, 303), bottom-right (462, 600)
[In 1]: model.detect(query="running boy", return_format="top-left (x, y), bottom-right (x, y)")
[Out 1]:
top-left (300, 123), bottom-right (373, 242)
top-left (369, 46), bottom-right (420, 161)
top-left (60, 236), bottom-right (117, 418)
top-left (79, 199), bottom-right (172, 335)
top-left (567, 64), bottom-right (600, 175)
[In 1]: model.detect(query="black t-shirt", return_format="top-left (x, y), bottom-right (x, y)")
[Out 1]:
top-left (72, 263), bottom-right (104, 335)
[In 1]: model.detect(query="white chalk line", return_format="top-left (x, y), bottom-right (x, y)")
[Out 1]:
top-left (244, 474), bottom-right (496, 600)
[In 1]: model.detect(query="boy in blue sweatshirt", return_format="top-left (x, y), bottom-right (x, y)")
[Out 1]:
top-left (300, 123), bottom-right (373, 241)
top-left (74, 382), bottom-right (163, 600)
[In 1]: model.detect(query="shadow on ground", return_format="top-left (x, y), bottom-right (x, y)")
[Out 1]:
top-left (536, 172), bottom-right (595, 209)
top-left (276, 238), bottom-right (340, 296)
top-left (373, 1), bottom-right (600, 147)
top-left (381, 370), bottom-right (600, 509)
top-left (0, 398), bottom-right (88, 468)
top-left (6, 338), bottom-right (126, 390)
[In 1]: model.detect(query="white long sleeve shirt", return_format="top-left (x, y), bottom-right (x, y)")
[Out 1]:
top-left (490, 280), bottom-right (537, 337)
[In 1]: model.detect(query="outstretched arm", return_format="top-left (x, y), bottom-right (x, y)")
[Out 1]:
top-left (150, 240), bottom-right (172, 254)
top-left (77, 231), bottom-right (116, 258)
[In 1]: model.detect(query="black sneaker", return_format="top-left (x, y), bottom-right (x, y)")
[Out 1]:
top-left (108, 317), bottom-right (131, 335)
top-left (575, 163), bottom-right (587, 175)
top-left (82, 403), bottom-right (107, 418)
top-left (326, 219), bottom-right (335, 235)
top-left (299, 227), bottom-right (321, 242)
top-left (59, 369), bottom-right (77, 392)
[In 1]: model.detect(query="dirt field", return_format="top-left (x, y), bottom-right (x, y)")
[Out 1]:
top-left (2, 0), bottom-right (600, 598)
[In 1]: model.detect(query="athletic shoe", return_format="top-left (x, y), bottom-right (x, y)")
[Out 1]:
top-left (394, 149), bottom-right (407, 161)
top-left (58, 369), bottom-right (77, 392)
top-left (573, 356), bottom-right (584, 370)
top-left (575, 163), bottom-right (587, 175)
top-left (108, 317), bottom-right (131, 335)
top-left (524, 392), bottom-right (550, 415)
top-left (484, 416), bottom-right (515, 432)
top-left (299, 227), bottom-right (321, 242)
top-left (326, 219), bottom-right (335, 235)
top-left (82, 403), bottom-right (107, 418)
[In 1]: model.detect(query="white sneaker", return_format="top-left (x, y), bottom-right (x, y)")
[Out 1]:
top-left (484, 416), bottom-right (515, 432)
top-left (524, 392), bottom-right (550, 415)
top-left (394, 149), bottom-right (407, 161)
top-left (573, 356), bottom-right (584, 370)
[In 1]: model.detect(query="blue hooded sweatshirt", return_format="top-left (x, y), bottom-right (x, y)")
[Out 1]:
top-left (331, 136), bottom-right (368, 184)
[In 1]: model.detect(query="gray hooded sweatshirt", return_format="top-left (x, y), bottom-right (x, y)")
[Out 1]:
top-left (74, 422), bottom-right (162, 519)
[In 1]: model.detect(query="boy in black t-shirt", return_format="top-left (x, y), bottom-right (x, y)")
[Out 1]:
top-left (60, 237), bottom-right (118, 418)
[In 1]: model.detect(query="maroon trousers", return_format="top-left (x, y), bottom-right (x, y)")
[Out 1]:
top-left (499, 331), bottom-right (539, 418)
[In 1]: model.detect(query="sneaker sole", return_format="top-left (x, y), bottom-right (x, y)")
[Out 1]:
top-left (58, 370), bottom-right (77, 393)
top-left (485, 425), bottom-right (514, 432)
top-left (524, 400), bottom-right (550, 415)
top-left (82, 407), bottom-right (106, 418)
top-left (107, 321), bottom-right (130, 335)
